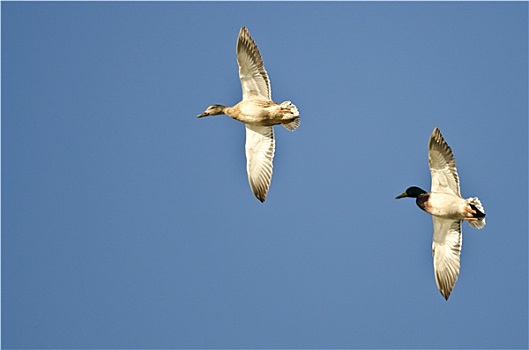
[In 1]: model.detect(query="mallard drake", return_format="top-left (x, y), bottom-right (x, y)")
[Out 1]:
top-left (198, 27), bottom-right (300, 202)
top-left (396, 127), bottom-right (486, 300)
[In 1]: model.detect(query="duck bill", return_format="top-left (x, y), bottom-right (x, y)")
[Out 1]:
top-left (395, 192), bottom-right (408, 199)
top-left (197, 112), bottom-right (209, 118)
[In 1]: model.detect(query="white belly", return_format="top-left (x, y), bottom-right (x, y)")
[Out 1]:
top-left (427, 192), bottom-right (467, 220)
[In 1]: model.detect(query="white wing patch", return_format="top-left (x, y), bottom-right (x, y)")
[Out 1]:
top-left (245, 124), bottom-right (275, 202)
top-left (237, 27), bottom-right (271, 101)
top-left (428, 128), bottom-right (460, 196)
top-left (432, 217), bottom-right (462, 300)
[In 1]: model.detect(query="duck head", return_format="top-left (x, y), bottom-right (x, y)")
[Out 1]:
top-left (396, 186), bottom-right (427, 199)
top-left (197, 104), bottom-right (227, 118)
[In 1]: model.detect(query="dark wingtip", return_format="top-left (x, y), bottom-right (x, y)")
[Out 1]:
top-left (253, 192), bottom-right (266, 203)
top-left (239, 26), bottom-right (249, 37)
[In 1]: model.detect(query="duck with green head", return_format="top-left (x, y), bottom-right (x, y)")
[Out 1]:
top-left (396, 127), bottom-right (486, 300)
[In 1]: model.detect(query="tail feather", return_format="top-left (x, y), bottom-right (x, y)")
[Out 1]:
top-left (279, 101), bottom-right (300, 131)
top-left (280, 101), bottom-right (299, 117)
top-left (283, 117), bottom-right (300, 131)
top-left (466, 197), bottom-right (486, 229)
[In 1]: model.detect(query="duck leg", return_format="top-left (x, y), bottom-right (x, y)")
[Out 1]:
top-left (463, 207), bottom-right (479, 221)
top-left (464, 207), bottom-right (477, 214)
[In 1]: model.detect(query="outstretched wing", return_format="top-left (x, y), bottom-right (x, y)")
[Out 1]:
top-left (236, 27), bottom-right (271, 101)
top-left (432, 217), bottom-right (462, 300)
top-left (428, 127), bottom-right (460, 196)
top-left (245, 124), bottom-right (275, 202)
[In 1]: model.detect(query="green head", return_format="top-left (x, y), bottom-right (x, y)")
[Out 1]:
top-left (395, 186), bottom-right (427, 199)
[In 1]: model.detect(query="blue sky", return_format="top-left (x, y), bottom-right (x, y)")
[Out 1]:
top-left (2, 1), bottom-right (527, 349)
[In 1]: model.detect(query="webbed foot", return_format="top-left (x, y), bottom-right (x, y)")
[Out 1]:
top-left (464, 207), bottom-right (477, 214)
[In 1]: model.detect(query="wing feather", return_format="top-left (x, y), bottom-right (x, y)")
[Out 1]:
top-left (245, 124), bottom-right (274, 202)
top-left (236, 27), bottom-right (271, 101)
top-left (428, 127), bottom-right (460, 196)
top-left (432, 217), bottom-right (462, 300)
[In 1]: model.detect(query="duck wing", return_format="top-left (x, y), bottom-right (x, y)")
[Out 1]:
top-left (428, 127), bottom-right (461, 196)
top-left (237, 27), bottom-right (271, 101)
top-left (245, 124), bottom-right (275, 202)
top-left (432, 217), bottom-right (462, 300)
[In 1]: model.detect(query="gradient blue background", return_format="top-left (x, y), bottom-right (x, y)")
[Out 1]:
top-left (2, 2), bottom-right (528, 349)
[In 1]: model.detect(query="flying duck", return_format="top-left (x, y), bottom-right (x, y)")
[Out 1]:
top-left (396, 127), bottom-right (486, 300)
top-left (198, 27), bottom-right (300, 202)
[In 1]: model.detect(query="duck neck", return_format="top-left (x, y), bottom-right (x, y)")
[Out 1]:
top-left (221, 105), bottom-right (234, 118)
top-left (415, 193), bottom-right (429, 213)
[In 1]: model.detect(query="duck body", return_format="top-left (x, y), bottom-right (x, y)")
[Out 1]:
top-left (200, 100), bottom-right (299, 127)
top-left (396, 128), bottom-right (486, 300)
top-left (416, 191), bottom-right (484, 222)
top-left (235, 100), bottom-right (299, 127)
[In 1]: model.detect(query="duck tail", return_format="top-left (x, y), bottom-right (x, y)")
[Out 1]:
top-left (282, 117), bottom-right (300, 131)
top-left (279, 101), bottom-right (299, 117)
top-left (466, 197), bottom-right (486, 229)
top-left (279, 101), bottom-right (300, 131)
